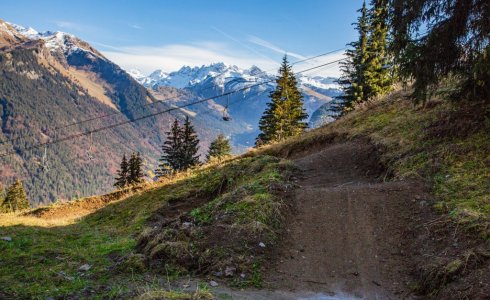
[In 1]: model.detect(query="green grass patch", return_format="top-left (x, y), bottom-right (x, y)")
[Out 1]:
top-left (0, 155), bottom-right (294, 298)
top-left (137, 155), bottom-right (294, 286)
top-left (256, 90), bottom-right (489, 239)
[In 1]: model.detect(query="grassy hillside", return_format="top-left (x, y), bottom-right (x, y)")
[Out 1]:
top-left (1, 88), bottom-right (488, 298)
top-left (0, 23), bottom-right (250, 206)
top-left (253, 89), bottom-right (489, 239)
top-left (0, 155), bottom-right (293, 299)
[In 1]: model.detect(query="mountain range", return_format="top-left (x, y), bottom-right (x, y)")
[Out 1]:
top-left (129, 63), bottom-right (343, 146)
top-left (0, 19), bottom-right (342, 205)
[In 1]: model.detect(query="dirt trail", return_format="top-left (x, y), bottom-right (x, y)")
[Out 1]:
top-left (179, 141), bottom-right (488, 299)
top-left (260, 142), bottom-right (427, 299)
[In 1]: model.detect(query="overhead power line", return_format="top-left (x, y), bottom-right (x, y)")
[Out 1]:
top-left (0, 48), bottom-right (346, 147)
top-left (0, 58), bottom-right (345, 159)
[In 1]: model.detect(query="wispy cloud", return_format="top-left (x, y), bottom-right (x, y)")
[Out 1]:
top-left (100, 39), bottom-right (344, 77)
top-left (248, 35), bottom-right (306, 60)
top-left (101, 41), bottom-right (278, 75)
top-left (211, 27), bottom-right (279, 67)
top-left (129, 24), bottom-right (143, 30)
top-left (90, 41), bottom-right (123, 51)
top-left (54, 21), bottom-right (86, 32)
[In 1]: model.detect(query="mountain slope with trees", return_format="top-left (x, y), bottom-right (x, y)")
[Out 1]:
top-left (0, 0), bottom-right (488, 298)
top-left (0, 20), bottom-right (238, 205)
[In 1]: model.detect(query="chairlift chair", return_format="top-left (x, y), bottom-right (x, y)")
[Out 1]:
top-left (222, 94), bottom-right (232, 121)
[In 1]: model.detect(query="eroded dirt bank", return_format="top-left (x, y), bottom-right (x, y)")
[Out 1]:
top-left (253, 141), bottom-right (488, 299)
top-left (173, 140), bottom-right (488, 299)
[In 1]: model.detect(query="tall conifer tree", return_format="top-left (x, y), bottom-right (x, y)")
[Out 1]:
top-left (157, 119), bottom-right (183, 175)
top-left (391, 0), bottom-right (489, 101)
top-left (0, 183), bottom-right (5, 213)
top-left (128, 152), bottom-right (144, 184)
top-left (338, 1), bottom-right (370, 111)
top-left (180, 116), bottom-right (200, 169)
top-left (364, 0), bottom-right (392, 97)
top-left (114, 154), bottom-right (129, 188)
top-left (256, 55), bottom-right (308, 145)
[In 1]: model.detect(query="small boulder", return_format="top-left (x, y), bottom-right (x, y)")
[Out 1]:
top-left (224, 266), bottom-right (236, 277)
top-left (182, 222), bottom-right (193, 229)
top-left (78, 264), bottom-right (91, 272)
top-left (209, 280), bottom-right (219, 287)
top-left (0, 236), bottom-right (12, 242)
top-left (258, 242), bottom-right (266, 248)
top-left (213, 270), bottom-right (223, 277)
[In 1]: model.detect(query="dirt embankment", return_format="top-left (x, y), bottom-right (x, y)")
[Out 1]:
top-left (262, 141), bottom-right (489, 299)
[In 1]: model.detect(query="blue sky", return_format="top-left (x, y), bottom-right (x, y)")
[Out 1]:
top-left (1, 0), bottom-right (363, 77)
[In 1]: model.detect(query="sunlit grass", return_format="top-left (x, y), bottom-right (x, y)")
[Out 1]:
top-left (251, 89), bottom-right (489, 238)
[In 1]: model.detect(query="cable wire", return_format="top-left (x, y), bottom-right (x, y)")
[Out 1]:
top-left (0, 58), bottom-right (345, 159)
top-left (0, 48), bottom-right (346, 147)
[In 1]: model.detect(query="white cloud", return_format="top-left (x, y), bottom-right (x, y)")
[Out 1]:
top-left (248, 35), bottom-right (306, 60)
top-left (54, 21), bottom-right (86, 32)
top-left (102, 42), bottom-right (277, 74)
top-left (101, 41), bottom-right (344, 77)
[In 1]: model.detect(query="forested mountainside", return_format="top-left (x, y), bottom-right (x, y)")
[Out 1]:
top-left (0, 19), bottom-right (345, 205)
top-left (0, 20), bottom-right (236, 205)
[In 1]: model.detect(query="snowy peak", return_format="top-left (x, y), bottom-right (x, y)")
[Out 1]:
top-left (297, 75), bottom-right (340, 90)
top-left (131, 63), bottom-right (341, 92)
top-left (0, 19), bottom-right (30, 46)
top-left (6, 21), bottom-right (105, 60)
top-left (131, 63), bottom-right (247, 89)
top-left (127, 69), bottom-right (147, 80)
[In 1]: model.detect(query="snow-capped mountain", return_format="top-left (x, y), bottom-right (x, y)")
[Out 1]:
top-left (130, 63), bottom-right (343, 137)
top-left (134, 63), bottom-right (341, 93)
top-left (9, 22), bottom-right (106, 61)
top-left (127, 63), bottom-right (344, 149)
top-left (141, 63), bottom-right (271, 90)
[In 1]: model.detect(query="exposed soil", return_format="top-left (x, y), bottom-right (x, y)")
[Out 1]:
top-left (256, 141), bottom-right (490, 299)
top-left (141, 140), bottom-right (489, 299)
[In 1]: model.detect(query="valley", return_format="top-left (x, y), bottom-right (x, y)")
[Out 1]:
top-left (0, 20), bottom-right (342, 206)
top-left (0, 1), bottom-right (489, 299)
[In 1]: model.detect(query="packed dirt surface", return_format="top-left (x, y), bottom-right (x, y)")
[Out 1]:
top-left (260, 142), bottom-right (423, 298)
top-left (215, 141), bottom-right (489, 299)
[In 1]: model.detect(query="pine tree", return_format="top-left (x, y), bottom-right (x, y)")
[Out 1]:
top-left (338, 1), bottom-right (370, 111)
top-left (390, 0), bottom-right (490, 102)
top-left (364, 0), bottom-right (392, 98)
top-left (114, 154), bottom-right (129, 188)
top-left (206, 134), bottom-right (232, 162)
top-left (157, 119), bottom-right (183, 175)
top-left (180, 116), bottom-right (200, 170)
top-left (128, 152), bottom-right (144, 185)
top-left (256, 55), bottom-right (308, 145)
top-left (0, 179), bottom-right (30, 212)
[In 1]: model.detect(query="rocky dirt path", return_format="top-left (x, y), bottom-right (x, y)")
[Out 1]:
top-left (175, 140), bottom-right (488, 299)
top-left (209, 141), bottom-right (431, 299)
top-left (261, 142), bottom-right (427, 299)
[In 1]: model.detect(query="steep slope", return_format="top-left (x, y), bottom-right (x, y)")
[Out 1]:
top-left (0, 20), bottom-right (29, 47)
top-left (1, 87), bottom-right (487, 299)
top-left (0, 155), bottom-right (294, 299)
